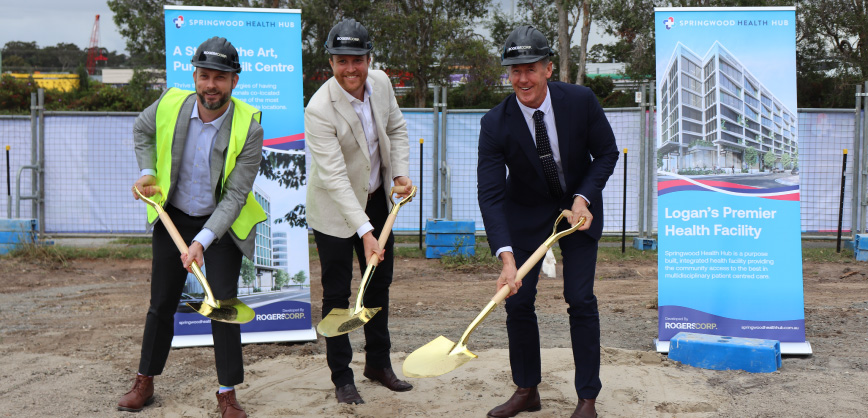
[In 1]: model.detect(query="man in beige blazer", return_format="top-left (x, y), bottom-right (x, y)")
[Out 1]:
top-left (305, 18), bottom-right (413, 404)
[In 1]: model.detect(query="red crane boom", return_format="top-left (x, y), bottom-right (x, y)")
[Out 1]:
top-left (86, 14), bottom-right (108, 75)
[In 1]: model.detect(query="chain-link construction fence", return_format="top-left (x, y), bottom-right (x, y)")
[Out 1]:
top-left (1, 91), bottom-right (866, 239)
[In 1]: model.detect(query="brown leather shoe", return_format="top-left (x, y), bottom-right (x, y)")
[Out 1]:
top-left (570, 398), bottom-right (597, 418)
top-left (117, 374), bottom-right (154, 412)
top-left (362, 366), bottom-right (413, 392)
top-left (215, 390), bottom-right (247, 418)
top-left (335, 383), bottom-right (364, 404)
top-left (487, 386), bottom-right (541, 418)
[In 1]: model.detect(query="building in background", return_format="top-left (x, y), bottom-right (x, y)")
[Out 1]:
top-left (253, 184), bottom-right (275, 290)
top-left (658, 41), bottom-right (797, 173)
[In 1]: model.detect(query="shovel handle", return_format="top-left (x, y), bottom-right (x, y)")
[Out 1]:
top-left (133, 186), bottom-right (218, 308)
top-left (491, 211), bottom-right (585, 305)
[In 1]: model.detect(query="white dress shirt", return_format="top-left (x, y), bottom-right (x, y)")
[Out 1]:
top-left (496, 88), bottom-right (588, 259)
top-left (141, 102), bottom-right (229, 250)
top-left (339, 79), bottom-right (382, 238)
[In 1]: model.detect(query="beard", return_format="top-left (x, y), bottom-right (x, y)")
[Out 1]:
top-left (197, 89), bottom-right (231, 111)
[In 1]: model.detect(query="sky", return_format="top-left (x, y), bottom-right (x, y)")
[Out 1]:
top-left (1, 0), bottom-right (611, 60)
top-left (0, 0), bottom-right (128, 54)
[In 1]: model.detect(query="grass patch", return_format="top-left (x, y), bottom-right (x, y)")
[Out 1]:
top-left (394, 246), bottom-right (425, 258)
top-left (4, 243), bottom-right (152, 267)
top-left (802, 248), bottom-right (855, 263)
top-left (596, 246), bottom-right (657, 262)
top-left (439, 244), bottom-right (500, 272)
top-left (111, 237), bottom-right (151, 245)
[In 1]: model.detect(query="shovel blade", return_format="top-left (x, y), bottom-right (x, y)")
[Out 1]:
top-left (402, 335), bottom-right (477, 378)
top-left (316, 306), bottom-right (382, 337)
top-left (187, 298), bottom-right (255, 324)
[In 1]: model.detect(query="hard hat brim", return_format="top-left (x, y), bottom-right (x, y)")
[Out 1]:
top-left (501, 55), bottom-right (547, 66)
top-left (193, 61), bottom-right (241, 73)
top-left (326, 46), bottom-right (372, 56)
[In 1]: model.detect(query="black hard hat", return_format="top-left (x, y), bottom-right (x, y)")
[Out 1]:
top-left (191, 36), bottom-right (241, 73)
top-left (501, 25), bottom-right (553, 66)
top-left (324, 18), bottom-right (373, 55)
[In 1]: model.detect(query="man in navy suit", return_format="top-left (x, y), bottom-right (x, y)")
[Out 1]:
top-left (477, 26), bottom-right (619, 418)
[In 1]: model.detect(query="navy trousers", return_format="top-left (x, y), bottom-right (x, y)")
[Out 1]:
top-left (504, 230), bottom-right (601, 399)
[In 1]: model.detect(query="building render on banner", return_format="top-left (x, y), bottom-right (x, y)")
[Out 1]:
top-left (658, 41), bottom-right (798, 173)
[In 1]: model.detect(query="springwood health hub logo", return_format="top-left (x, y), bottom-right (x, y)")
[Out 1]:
top-left (662, 15), bottom-right (789, 29)
top-left (171, 14), bottom-right (295, 29)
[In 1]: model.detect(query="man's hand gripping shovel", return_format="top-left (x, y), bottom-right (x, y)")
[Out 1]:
top-left (133, 186), bottom-right (254, 324)
top-left (316, 185), bottom-right (417, 337)
top-left (402, 211), bottom-right (585, 378)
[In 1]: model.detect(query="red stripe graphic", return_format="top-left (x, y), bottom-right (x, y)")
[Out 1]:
top-left (263, 133), bottom-right (305, 146)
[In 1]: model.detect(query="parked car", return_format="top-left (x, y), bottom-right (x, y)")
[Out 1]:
top-left (791, 167), bottom-right (799, 175)
top-left (177, 293), bottom-right (203, 314)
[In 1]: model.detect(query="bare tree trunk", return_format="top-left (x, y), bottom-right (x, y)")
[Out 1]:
top-left (556, 0), bottom-right (570, 82)
top-left (576, 0), bottom-right (591, 85)
top-left (414, 76), bottom-right (427, 107)
top-left (272, 0), bottom-right (280, 8)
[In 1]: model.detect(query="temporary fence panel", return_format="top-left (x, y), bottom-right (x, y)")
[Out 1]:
top-left (0, 116), bottom-right (36, 220)
top-left (0, 106), bottom-right (863, 237)
top-left (798, 110), bottom-right (856, 233)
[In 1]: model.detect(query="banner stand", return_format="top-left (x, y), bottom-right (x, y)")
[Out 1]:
top-left (173, 328), bottom-right (317, 348)
top-left (655, 338), bottom-right (811, 355)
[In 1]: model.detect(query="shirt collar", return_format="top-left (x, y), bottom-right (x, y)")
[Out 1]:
top-left (340, 79), bottom-right (373, 105)
top-left (515, 86), bottom-right (552, 120)
top-left (191, 100), bottom-right (231, 130)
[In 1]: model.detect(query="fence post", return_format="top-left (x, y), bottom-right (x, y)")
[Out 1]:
top-left (38, 89), bottom-right (45, 237)
top-left (647, 81), bottom-right (656, 237)
top-left (419, 137), bottom-right (424, 249)
top-left (29, 92), bottom-right (37, 218)
top-left (838, 149), bottom-right (848, 253)
top-left (622, 148), bottom-right (627, 253)
top-left (431, 87), bottom-right (440, 220)
top-left (853, 84), bottom-right (862, 239)
top-left (439, 86), bottom-right (451, 220)
top-left (862, 81), bottom-right (868, 235)
top-left (637, 83), bottom-right (647, 238)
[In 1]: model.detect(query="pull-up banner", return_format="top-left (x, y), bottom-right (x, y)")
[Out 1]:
top-left (163, 6), bottom-right (315, 347)
top-left (654, 7), bottom-right (810, 354)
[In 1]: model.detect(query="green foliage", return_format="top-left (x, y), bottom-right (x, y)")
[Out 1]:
top-left (744, 146), bottom-right (759, 167)
top-left (291, 270), bottom-right (307, 285)
top-left (274, 269), bottom-right (290, 288)
top-left (0, 73), bottom-right (161, 114)
top-left (585, 76), bottom-right (615, 99)
top-left (781, 153), bottom-right (792, 169)
top-left (689, 140), bottom-right (715, 149)
top-left (763, 151), bottom-right (777, 169)
top-left (241, 258), bottom-right (256, 288)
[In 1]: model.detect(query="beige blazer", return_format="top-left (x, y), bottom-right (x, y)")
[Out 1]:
top-left (305, 69), bottom-right (410, 238)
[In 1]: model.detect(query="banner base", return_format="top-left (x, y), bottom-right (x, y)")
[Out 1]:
top-left (655, 338), bottom-right (812, 355)
top-left (172, 327), bottom-right (317, 348)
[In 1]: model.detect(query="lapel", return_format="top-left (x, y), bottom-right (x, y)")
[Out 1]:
top-left (171, 95), bottom-right (195, 188)
top-left (549, 82), bottom-right (571, 180)
top-left (329, 78), bottom-right (370, 162)
top-left (210, 101), bottom-right (234, 195)
top-left (507, 94), bottom-right (546, 184)
top-left (367, 74), bottom-right (389, 163)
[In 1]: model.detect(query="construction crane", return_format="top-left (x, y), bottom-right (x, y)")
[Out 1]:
top-left (86, 14), bottom-right (109, 75)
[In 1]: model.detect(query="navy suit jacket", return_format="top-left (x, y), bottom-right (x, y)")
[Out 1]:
top-left (477, 81), bottom-right (619, 253)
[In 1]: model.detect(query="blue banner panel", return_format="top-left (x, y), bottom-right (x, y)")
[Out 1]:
top-left (164, 6), bottom-right (304, 150)
top-left (654, 7), bottom-right (806, 347)
top-left (164, 6), bottom-right (313, 346)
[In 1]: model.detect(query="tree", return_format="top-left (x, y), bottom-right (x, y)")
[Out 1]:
top-left (258, 151), bottom-right (307, 226)
top-left (781, 153), bottom-right (792, 169)
top-left (274, 269), bottom-right (290, 289)
top-left (744, 146), bottom-right (759, 168)
top-left (370, 0), bottom-right (492, 107)
top-left (292, 270), bottom-right (307, 286)
top-left (240, 257), bottom-right (256, 290)
top-left (763, 151), bottom-right (777, 170)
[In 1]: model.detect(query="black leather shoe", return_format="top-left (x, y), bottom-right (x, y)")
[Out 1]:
top-left (487, 386), bottom-right (541, 417)
top-left (362, 366), bottom-right (413, 392)
top-left (570, 398), bottom-right (597, 418)
top-left (335, 383), bottom-right (364, 404)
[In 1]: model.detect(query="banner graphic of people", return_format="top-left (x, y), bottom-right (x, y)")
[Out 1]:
top-left (164, 6), bottom-right (314, 347)
top-left (654, 7), bottom-right (810, 354)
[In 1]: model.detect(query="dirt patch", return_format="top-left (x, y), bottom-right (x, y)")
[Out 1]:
top-left (1, 254), bottom-right (867, 417)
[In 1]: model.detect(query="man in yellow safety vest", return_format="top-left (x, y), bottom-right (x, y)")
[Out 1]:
top-left (119, 36), bottom-right (264, 418)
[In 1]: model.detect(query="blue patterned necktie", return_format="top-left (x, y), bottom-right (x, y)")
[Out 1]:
top-left (532, 110), bottom-right (563, 199)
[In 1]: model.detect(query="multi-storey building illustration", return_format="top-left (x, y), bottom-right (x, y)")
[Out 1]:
top-left (252, 184), bottom-right (275, 289)
top-left (272, 231), bottom-right (288, 270)
top-left (658, 41), bottom-right (797, 173)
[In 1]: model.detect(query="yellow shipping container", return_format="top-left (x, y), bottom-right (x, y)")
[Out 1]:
top-left (9, 73), bottom-right (80, 92)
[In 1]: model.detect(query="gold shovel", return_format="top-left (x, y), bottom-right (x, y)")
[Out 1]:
top-left (316, 185), bottom-right (417, 337)
top-left (402, 211), bottom-right (585, 378)
top-left (133, 186), bottom-right (255, 324)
